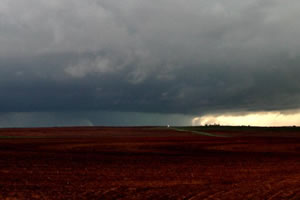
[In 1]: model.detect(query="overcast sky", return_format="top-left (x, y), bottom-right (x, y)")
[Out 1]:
top-left (1, 0), bottom-right (300, 127)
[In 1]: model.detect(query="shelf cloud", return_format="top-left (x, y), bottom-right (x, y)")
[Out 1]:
top-left (1, 0), bottom-right (300, 125)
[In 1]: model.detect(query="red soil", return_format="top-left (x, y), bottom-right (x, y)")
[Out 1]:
top-left (204, 129), bottom-right (300, 137)
top-left (0, 127), bottom-right (300, 199)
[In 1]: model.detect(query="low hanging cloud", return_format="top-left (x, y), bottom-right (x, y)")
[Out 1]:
top-left (0, 111), bottom-right (192, 128)
top-left (1, 0), bottom-right (300, 118)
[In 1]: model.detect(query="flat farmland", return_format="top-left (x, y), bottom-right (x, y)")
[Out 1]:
top-left (0, 127), bottom-right (300, 199)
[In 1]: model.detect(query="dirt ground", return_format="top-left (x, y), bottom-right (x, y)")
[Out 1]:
top-left (0, 127), bottom-right (300, 199)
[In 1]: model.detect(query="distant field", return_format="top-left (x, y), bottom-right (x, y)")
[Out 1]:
top-left (177, 125), bottom-right (300, 137)
top-left (0, 126), bottom-right (300, 199)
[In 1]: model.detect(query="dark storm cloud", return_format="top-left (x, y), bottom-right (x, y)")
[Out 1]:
top-left (1, 0), bottom-right (300, 116)
top-left (0, 111), bottom-right (192, 127)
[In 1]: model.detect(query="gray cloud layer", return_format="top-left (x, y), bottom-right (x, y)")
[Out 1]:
top-left (1, 0), bottom-right (300, 116)
top-left (0, 111), bottom-right (192, 127)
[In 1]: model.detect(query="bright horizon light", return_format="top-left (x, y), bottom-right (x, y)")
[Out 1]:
top-left (192, 110), bottom-right (300, 127)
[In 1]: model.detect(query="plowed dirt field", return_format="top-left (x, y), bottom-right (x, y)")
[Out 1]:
top-left (0, 127), bottom-right (299, 199)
